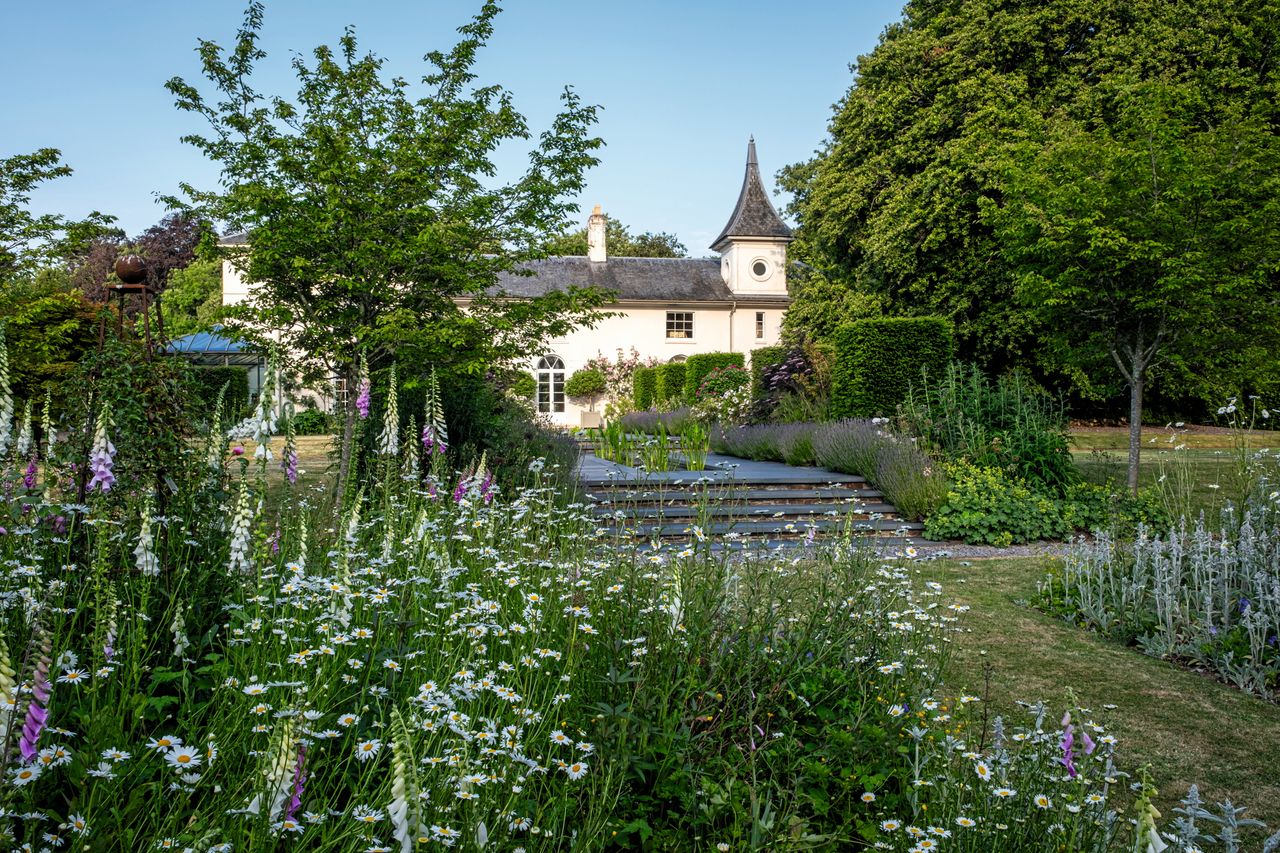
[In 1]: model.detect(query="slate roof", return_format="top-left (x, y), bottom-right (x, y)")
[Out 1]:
top-left (710, 138), bottom-right (793, 252)
top-left (493, 257), bottom-right (735, 302)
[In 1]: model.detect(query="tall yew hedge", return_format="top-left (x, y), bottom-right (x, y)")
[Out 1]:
top-left (830, 317), bottom-right (953, 418)
top-left (655, 362), bottom-right (686, 406)
top-left (632, 366), bottom-right (656, 409)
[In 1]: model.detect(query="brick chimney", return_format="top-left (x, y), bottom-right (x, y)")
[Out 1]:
top-left (587, 204), bottom-right (607, 263)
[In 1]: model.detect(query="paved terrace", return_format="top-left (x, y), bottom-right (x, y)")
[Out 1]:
top-left (576, 452), bottom-right (866, 486)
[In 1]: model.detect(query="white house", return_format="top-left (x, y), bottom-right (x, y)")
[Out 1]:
top-left (495, 137), bottom-right (793, 426)
top-left (220, 138), bottom-right (793, 425)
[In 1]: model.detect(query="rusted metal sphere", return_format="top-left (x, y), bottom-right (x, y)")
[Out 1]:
top-left (114, 255), bottom-right (148, 285)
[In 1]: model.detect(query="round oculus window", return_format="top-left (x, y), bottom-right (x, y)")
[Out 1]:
top-left (751, 260), bottom-right (769, 278)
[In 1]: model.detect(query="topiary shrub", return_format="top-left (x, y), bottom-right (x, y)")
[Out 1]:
top-left (684, 352), bottom-right (745, 402)
top-left (632, 366), bottom-right (656, 410)
top-left (565, 368), bottom-right (607, 410)
top-left (829, 317), bottom-right (953, 418)
top-left (655, 362), bottom-right (686, 406)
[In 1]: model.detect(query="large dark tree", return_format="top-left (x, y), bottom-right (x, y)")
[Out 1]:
top-left (783, 0), bottom-right (1280, 417)
top-left (164, 2), bottom-right (611, 480)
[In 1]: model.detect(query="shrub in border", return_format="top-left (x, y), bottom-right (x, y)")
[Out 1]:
top-left (830, 317), bottom-right (953, 418)
top-left (684, 352), bottom-right (745, 402)
top-left (749, 345), bottom-right (788, 398)
top-left (632, 366), bottom-right (656, 410)
top-left (190, 365), bottom-right (251, 421)
top-left (655, 362), bottom-right (686, 406)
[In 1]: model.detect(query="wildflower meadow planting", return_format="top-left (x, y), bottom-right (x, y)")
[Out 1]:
top-left (0, 326), bottom-right (1276, 852)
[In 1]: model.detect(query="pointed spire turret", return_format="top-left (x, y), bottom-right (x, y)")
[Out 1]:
top-left (710, 137), bottom-right (792, 252)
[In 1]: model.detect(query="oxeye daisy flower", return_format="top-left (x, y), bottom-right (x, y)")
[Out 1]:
top-left (165, 747), bottom-right (202, 771)
top-left (861, 792), bottom-right (876, 803)
top-left (354, 739), bottom-right (382, 760)
top-left (549, 730), bottom-right (572, 747)
top-left (147, 735), bottom-right (182, 752)
top-left (563, 761), bottom-right (589, 780)
top-left (337, 713), bottom-right (359, 727)
top-left (955, 817), bottom-right (976, 828)
top-left (9, 765), bottom-right (42, 786)
top-left (351, 805), bottom-right (384, 823)
top-left (974, 761), bottom-right (992, 781)
top-left (1034, 794), bottom-right (1052, 809)
top-left (993, 787), bottom-right (1016, 799)
top-left (880, 820), bottom-right (901, 832)
top-left (56, 669), bottom-right (87, 685)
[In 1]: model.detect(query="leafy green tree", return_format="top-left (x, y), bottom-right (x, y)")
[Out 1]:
top-left (0, 275), bottom-right (101, 400)
top-left (160, 258), bottom-right (225, 338)
top-left (164, 2), bottom-right (611, 482)
top-left (544, 216), bottom-right (686, 257)
top-left (0, 148), bottom-right (119, 280)
top-left (985, 81), bottom-right (1280, 492)
top-left (783, 0), bottom-right (1280, 404)
top-left (780, 264), bottom-right (884, 347)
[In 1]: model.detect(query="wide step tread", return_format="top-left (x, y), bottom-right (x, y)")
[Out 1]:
top-left (591, 503), bottom-right (899, 520)
top-left (587, 486), bottom-right (885, 504)
top-left (618, 518), bottom-right (924, 538)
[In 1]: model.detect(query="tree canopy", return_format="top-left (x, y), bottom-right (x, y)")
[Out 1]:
top-left (782, 0), bottom-right (1280, 421)
top-left (0, 148), bottom-right (119, 282)
top-left (544, 216), bottom-right (687, 258)
top-left (165, 1), bottom-right (610, 387)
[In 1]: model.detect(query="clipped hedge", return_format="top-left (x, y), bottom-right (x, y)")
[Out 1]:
top-left (684, 352), bottom-right (745, 402)
top-left (655, 362), bottom-right (686, 406)
top-left (633, 366), bottom-right (656, 410)
top-left (749, 345), bottom-right (788, 397)
top-left (190, 365), bottom-right (251, 421)
top-left (829, 317), bottom-right (953, 418)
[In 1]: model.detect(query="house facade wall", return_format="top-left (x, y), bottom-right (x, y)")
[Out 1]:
top-left (534, 300), bottom-right (787, 426)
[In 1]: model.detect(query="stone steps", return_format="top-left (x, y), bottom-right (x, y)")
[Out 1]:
top-left (613, 517), bottom-right (925, 540)
top-left (591, 502), bottom-right (900, 520)
top-left (578, 451), bottom-right (925, 545)
top-left (586, 486), bottom-right (886, 504)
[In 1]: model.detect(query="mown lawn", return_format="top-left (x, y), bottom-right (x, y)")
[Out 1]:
top-left (917, 556), bottom-right (1280, 828)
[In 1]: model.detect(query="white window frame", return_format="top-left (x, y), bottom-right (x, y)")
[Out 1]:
top-left (536, 355), bottom-right (565, 414)
top-left (666, 310), bottom-right (694, 341)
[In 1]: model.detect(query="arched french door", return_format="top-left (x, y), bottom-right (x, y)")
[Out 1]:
top-left (536, 355), bottom-right (565, 414)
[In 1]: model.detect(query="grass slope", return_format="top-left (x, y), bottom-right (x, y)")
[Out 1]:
top-left (918, 557), bottom-right (1280, 827)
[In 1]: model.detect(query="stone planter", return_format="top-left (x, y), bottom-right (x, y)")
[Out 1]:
top-left (579, 411), bottom-right (602, 428)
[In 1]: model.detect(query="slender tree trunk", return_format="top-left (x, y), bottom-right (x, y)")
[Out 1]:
top-left (1127, 369), bottom-right (1144, 496)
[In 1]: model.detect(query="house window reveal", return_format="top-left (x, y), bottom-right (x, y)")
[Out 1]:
top-left (536, 355), bottom-right (565, 413)
top-left (666, 311), bottom-right (694, 339)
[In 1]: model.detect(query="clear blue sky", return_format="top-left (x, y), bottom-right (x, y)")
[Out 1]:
top-left (3, 1), bottom-right (905, 256)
